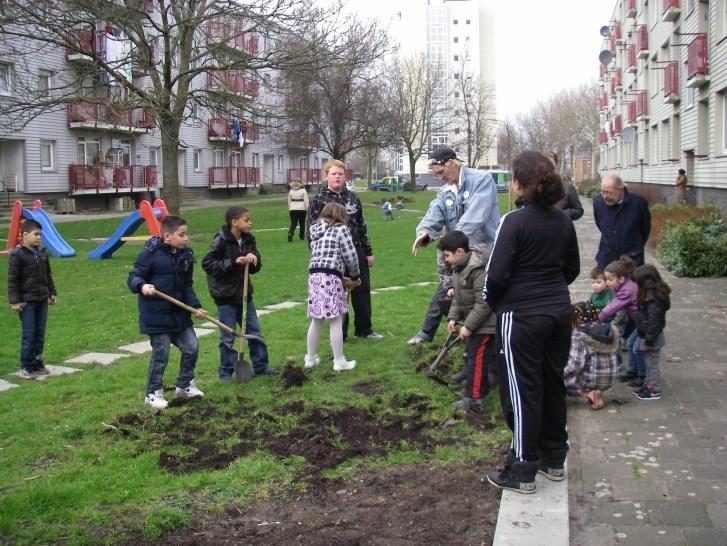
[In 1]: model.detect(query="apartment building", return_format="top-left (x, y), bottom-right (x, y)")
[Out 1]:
top-left (599, 0), bottom-right (727, 208)
top-left (0, 5), bottom-right (328, 212)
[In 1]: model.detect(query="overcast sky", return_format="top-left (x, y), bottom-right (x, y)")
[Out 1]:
top-left (345, 0), bottom-right (616, 120)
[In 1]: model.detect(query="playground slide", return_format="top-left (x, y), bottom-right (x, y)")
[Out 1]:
top-left (87, 210), bottom-right (146, 260)
top-left (22, 207), bottom-right (76, 258)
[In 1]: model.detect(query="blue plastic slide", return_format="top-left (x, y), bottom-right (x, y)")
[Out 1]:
top-left (87, 210), bottom-right (146, 260)
top-left (22, 207), bottom-right (76, 258)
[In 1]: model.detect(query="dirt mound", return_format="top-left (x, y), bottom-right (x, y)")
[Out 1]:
top-left (280, 363), bottom-right (307, 389)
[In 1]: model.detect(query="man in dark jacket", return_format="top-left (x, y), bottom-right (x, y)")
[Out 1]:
top-left (593, 174), bottom-right (651, 267)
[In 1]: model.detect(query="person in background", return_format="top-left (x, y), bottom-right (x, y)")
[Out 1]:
top-left (7, 219), bottom-right (57, 380)
top-left (546, 151), bottom-right (583, 221)
top-left (382, 199), bottom-right (394, 221)
top-left (287, 180), bottom-right (309, 242)
top-left (675, 168), bottom-right (688, 205)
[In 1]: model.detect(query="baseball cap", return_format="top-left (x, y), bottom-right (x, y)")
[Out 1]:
top-left (429, 146), bottom-right (457, 165)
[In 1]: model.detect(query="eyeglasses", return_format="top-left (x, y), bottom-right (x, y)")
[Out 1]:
top-left (600, 188), bottom-right (623, 196)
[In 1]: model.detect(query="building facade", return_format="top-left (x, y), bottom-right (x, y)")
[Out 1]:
top-left (0, 6), bottom-right (329, 212)
top-left (599, 0), bottom-right (727, 209)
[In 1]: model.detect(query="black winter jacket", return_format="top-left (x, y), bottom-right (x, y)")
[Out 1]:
top-left (7, 245), bottom-right (56, 304)
top-left (201, 225), bottom-right (261, 304)
top-left (307, 187), bottom-right (373, 256)
top-left (127, 238), bottom-right (201, 335)
top-left (484, 202), bottom-right (580, 314)
top-left (635, 292), bottom-right (670, 345)
top-left (593, 189), bottom-right (651, 267)
top-left (556, 182), bottom-right (584, 221)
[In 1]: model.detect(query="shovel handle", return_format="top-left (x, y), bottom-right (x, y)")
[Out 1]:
top-left (239, 263), bottom-right (250, 353)
top-left (153, 290), bottom-right (235, 336)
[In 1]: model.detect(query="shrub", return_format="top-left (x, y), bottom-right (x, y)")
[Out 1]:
top-left (648, 204), bottom-right (716, 250)
top-left (657, 212), bottom-right (727, 277)
top-left (582, 185), bottom-right (600, 198)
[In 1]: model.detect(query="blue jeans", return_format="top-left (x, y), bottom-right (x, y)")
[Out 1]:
top-left (217, 299), bottom-right (269, 376)
top-left (416, 282), bottom-right (446, 341)
top-left (19, 301), bottom-right (48, 370)
top-left (626, 330), bottom-right (646, 377)
top-left (146, 328), bottom-right (198, 394)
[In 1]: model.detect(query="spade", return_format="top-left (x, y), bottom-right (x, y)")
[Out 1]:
top-left (234, 263), bottom-right (254, 383)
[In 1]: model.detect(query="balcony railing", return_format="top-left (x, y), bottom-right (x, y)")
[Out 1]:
top-left (627, 44), bottom-right (637, 73)
top-left (206, 21), bottom-right (259, 55)
top-left (68, 164), bottom-right (157, 194)
top-left (636, 90), bottom-right (648, 120)
top-left (208, 166), bottom-right (260, 189)
top-left (600, 93), bottom-right (608, 110)
top-left (626, 0), bottom-right (637, 18)
top-left (687, 34), bottom-right (709, 87)
top-left (637, 26), bottom-right (648, 58)
top-left (662, 0), bottom-right (680, 22)
top-left (286, 131), bottom-right (321, 149)
top-left (287, 168), bottom-right (322, 185)
top-left (613, 21), bottom-right (623, 44)
top-left (599, 130), bottom-right (608, 145)
top-left (627, 101), bottom-right (637, 125)
top-left (663, 61), bottom-right (679, 103)
top-left (206, 72), bottom-right (259, 98)
top-left (68, 103), bottom-right (154, 132)
top-left (66, 29), bottom-right (105, 61)
top-left (207, 118), bottom-right (260, 143)
top-left (610, 70), bottom-right (622, 94)
top-left (612, 115), bottom-right (623, 136)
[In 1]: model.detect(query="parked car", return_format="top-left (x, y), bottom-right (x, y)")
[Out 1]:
top-left (401, 181), bottom-right (428, 192)
top-left (490, 169), bottom-right (511, 193)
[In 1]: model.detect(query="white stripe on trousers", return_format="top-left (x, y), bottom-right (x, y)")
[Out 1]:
top-left (501, 311), bottom-right (523, 460)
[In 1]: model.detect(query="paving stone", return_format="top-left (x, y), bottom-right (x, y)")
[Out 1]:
top-left (645, 501), bottom-right (712, 527)
top-left (611, 525), bottom-right (685, 546)
top-left (591, 501), bottom-right (651, 526)
top-left (610, 479), bottom-right (671, 502)
top-left (10, 365), bottom-right (82, 380)
top-left (375, 285), bottom-right (404, 291)
top-left (667, 480), bottom-right (726, 503)
top-left (65, 352), bottom-right (129, 365)
top-left (262, 301), bottom-right (301, 310)
top-left (569, 524), bottom-right (617, 546)
top-left (706, 503), bottom-right (727, 528)
top-left (193, 328), bottom-right (216, 338)
top-left (409, 281), bottom-right (435, 287)
top-left (198, 321), bottom-right (219, 329)
top-left (118, 340), bottom-right (152, 354)
top-left (0, 379), bottom-right (20, 392)
top-left (256, 309), bottom-right (273, 316)
top-left (683, 528), bottom-right (727, 545)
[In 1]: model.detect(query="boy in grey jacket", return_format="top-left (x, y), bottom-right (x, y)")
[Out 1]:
top-left (439, 230), bottom-right (497, 411)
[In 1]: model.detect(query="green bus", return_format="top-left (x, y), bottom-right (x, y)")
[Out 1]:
top-left (489, 169), bottom-right (511, 193)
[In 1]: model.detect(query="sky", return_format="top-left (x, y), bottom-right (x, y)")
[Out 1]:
top-left (343, 0), bottom-right (616, 120)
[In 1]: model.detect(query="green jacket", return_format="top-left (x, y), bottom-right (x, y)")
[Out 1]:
top-left (447, 246), bottom-right (496, 335)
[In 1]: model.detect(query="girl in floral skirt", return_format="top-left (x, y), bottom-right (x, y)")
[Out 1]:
top-left (305, 203), bottom-right (360, 371)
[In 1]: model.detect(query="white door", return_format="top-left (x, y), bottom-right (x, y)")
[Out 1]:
top-left (177, 150), bottom-right (186, 187)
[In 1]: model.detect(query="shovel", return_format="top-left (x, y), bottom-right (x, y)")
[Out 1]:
top-left (234, 263), bottom-right (254, 383)
top-left (423, 332), bottom-right (460, 385)
top-left (153, 290), bottom-right (265, 343)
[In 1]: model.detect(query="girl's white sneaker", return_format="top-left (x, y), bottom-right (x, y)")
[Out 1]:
top-left (304, 354), bottom-right (320, 369)
top-left (333, 357), bottom-right (356, 371)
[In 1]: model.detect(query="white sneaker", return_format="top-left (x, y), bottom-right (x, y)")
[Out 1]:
top-left (333, 357), bottom-right (356, 371)
top-left (304, 354), bottom-right (320, 369)
top-left (175, 380), bottom-right (204, 399)
top-left (144, 389), bottom-right (168, 410)
top-left (407, 335), bottom-right (427, 345)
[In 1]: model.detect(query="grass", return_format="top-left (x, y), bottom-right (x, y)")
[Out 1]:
top-left (0, 190), bottom-right (512, 545)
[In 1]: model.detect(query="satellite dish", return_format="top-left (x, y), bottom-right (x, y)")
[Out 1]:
top-left (600, 25), bottom-right (611, 37)
top-left (621, 126), bottom-right (637, 143)
top-left (599, 49), bottom-right (614, 65)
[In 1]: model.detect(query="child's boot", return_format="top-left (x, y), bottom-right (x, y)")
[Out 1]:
top-left (333, 357), bottom-right (356, 371)
top-left (304, 354), bottom-right (320, 369)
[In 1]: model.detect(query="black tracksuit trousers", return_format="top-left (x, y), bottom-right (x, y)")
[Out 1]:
top-left (343, 248), bottom-right (373, 338)
top-left (497, 308), bottom-right (572, 480)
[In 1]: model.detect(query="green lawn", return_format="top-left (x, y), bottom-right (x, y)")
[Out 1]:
top-left (0, 190), bottom-right (512, 545)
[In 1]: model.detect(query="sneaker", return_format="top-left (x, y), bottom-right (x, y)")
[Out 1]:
top-left (537, 462), bottom-right (566, 482)
top-left (628, 377), bottom-right (645, 389)
top-left (452, 397), bottom-right (484, 411)
top-left (357, 331), bottom-right (383, 340)
top-left (450, 369), bottom-right (467, 384)
top-left (304, 354), bottom-right (320, 369)
top-left (20, 368), bottom-right (39, 380)
top-left (144, 389), bottom-right (168, 410)
top-left (256, 367), bottom-right (279, 376)
top-left (333, 357), bottom-right (356, 371)
top-left (407, 335), bottom-right (429, 345)
top-left (34, 365), bottom-right (51, 375)
top-left (486, 469), bottom-right (536, 495)
top-left (175, 380), bottom-right (204, 399)
top-left (634, 387), bottom-right (662, 401)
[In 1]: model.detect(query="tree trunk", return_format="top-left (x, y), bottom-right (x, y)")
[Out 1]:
top-left (160, 124), bottom-right (181, 214)
top-left (408, 154), bottom-right (417, 193)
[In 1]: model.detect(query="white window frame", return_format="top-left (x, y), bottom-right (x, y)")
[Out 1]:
top-left (722, 94), bottom-right (727, 155)
top-left (252, 152), bottom-right (259, 168)
top-left (0, 62), bottom-right (11, 96)
top-left (149, 147), bottom-right (159, 167)
top-left (277, 154), bottom-right (283, 173)
top-left (40, 140), bottom-right (55, 172)
top-left (77, 136), bottom-right (101, 165)
top-left (38, 69), bottom-right (52, 98)
top-left (193, 149), bottom-right (202, 172)
top-left (213, 149), bottom-right (224, 167)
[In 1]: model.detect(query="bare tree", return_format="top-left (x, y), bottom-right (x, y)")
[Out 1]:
top-left (0, 0), bottom-right (352, 212)
top-left (496, 117), bottom-right (522, 170)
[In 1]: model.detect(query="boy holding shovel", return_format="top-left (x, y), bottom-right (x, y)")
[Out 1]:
top-left (127, 215), bottom-right (206, 410)
top-left (202, 206), bottom-right (276, 382)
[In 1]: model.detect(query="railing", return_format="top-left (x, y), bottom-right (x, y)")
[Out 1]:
top-left (208, 166), bottom-right (260, 188)
top-left (626, 0), bottom-right (637, 16)
top-left (206, 72), bottom-right (259, 98)
top-left (687, 34), bottom-right (708, 80)
top-left (612, 115), bottom-right (623, 136)
top-left (609, 70), bottom-right (622, 94)
top-left (68, 164), bottom-right (157, 193)
top-left (68, 103), bottom-right (154, 130)
top-left (66, 29), bottom-right (105, 60)
top-left (637, 25), bottom-right (648, 54)
top-left (286, 131), bottom-right (321, 149)
top-left (207, 118), bottom-right (259, 143)
top-left (599, 130), bottom-right (608, 145)
top-left (600, 93), bottom-right (608, 110)
top-left (627, 44), bottom-right (636, 71)
top-left (287, 168), bottom-right (322, 184)
top-left (613, 21), bottom-right (622, 42)
top-left (627, 101), bottom-right (637, 125)
top-left (206, 21), bottom-right (259, 55)
top-left (636, 90), bottom-right (648, 118)
top-left (662, 0), bottom-right (680, 14)
top-left (664, 61), bottom-right (679, 99)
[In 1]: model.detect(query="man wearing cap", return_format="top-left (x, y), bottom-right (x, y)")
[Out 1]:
top-left (407, 147), bottom-right (500, 347)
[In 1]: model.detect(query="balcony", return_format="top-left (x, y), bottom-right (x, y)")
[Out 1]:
top-left (663, 61), bottom-right (680, 104)
top-left (637, 26), bottom-right (648, 58)
top-left (636, 90), bottom-right (648, 121)
top-left (287, 168), bottom-right (322, 185)
top-left (207, 118), bottom-right (260, 144)
top-left (627, 101), bottom-right (637, 125)
top-left (612, 115), bottom-right (623, 136)
top-left (66, 29), bottom-right (105, 62)
top-left (208, 166), bottom-right (260, 189)
top-left (68, 165), bottom-right (157, 195)
top-left (610, 70), bottom-right (623, 94)
top-left (67, 103), bottom-right (154, 133)
top-left (286, 130), bottom-right (321, 150)
top-left (206, 72), bottom-right (259, 98)
top-left (686, 34), bottom-right (709, 88)
top-left (599, 130), bottom-right (608, 145)
top-left (626, 0), bottom-right (637, 18)
top-left (662, 0), bottom-right (680, 22)
top-left (613, 21), bottom-right (623, 46)
top-left (599, 93), bottom-right (609, 111)
top-left (206, 21), bottom-right (259, 56)
top-left (627, 44), bottom-right (637, 73)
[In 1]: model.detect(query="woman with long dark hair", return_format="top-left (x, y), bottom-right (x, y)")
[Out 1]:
top-left (484, 151), bottom-right (580, 494)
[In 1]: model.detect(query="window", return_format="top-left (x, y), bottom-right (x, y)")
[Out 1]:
top-left (252, 153), bottom-right (259, 168)
top-left (453, 73), bottom-right (459, 79)
top-left (38, 69), bottom-right (52, 98)
top-left (278, 154), bottom-right (283, 173)
top-left (686, 86), bottom-right (695, 109)
top-left (453, 36), bottom-right (459, 43)
top-left (454, 128), bottom-right (460, 135)
top-left (40, 140), bottom-right (55, 171)
top-left (454, 55), bottom-right (459, 61)
top-left (0, 62), bottom-right (11, 95)
top-left (454, 91), bottom-right (460, 98)
top-left (77, 136), bottom-right (100, 165)
top-left (149, 147), bottom-right (159, 166)
top-left (453, 19), bottom-right (458, 24)
top-left (722, 93), bottom-right (727, 154)
top-left (213, 149), bottom-right (224, 167)
top-left (687, 0), bottom-right (695, 13)
top-left (193, 149), bottom-right (202, 172)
